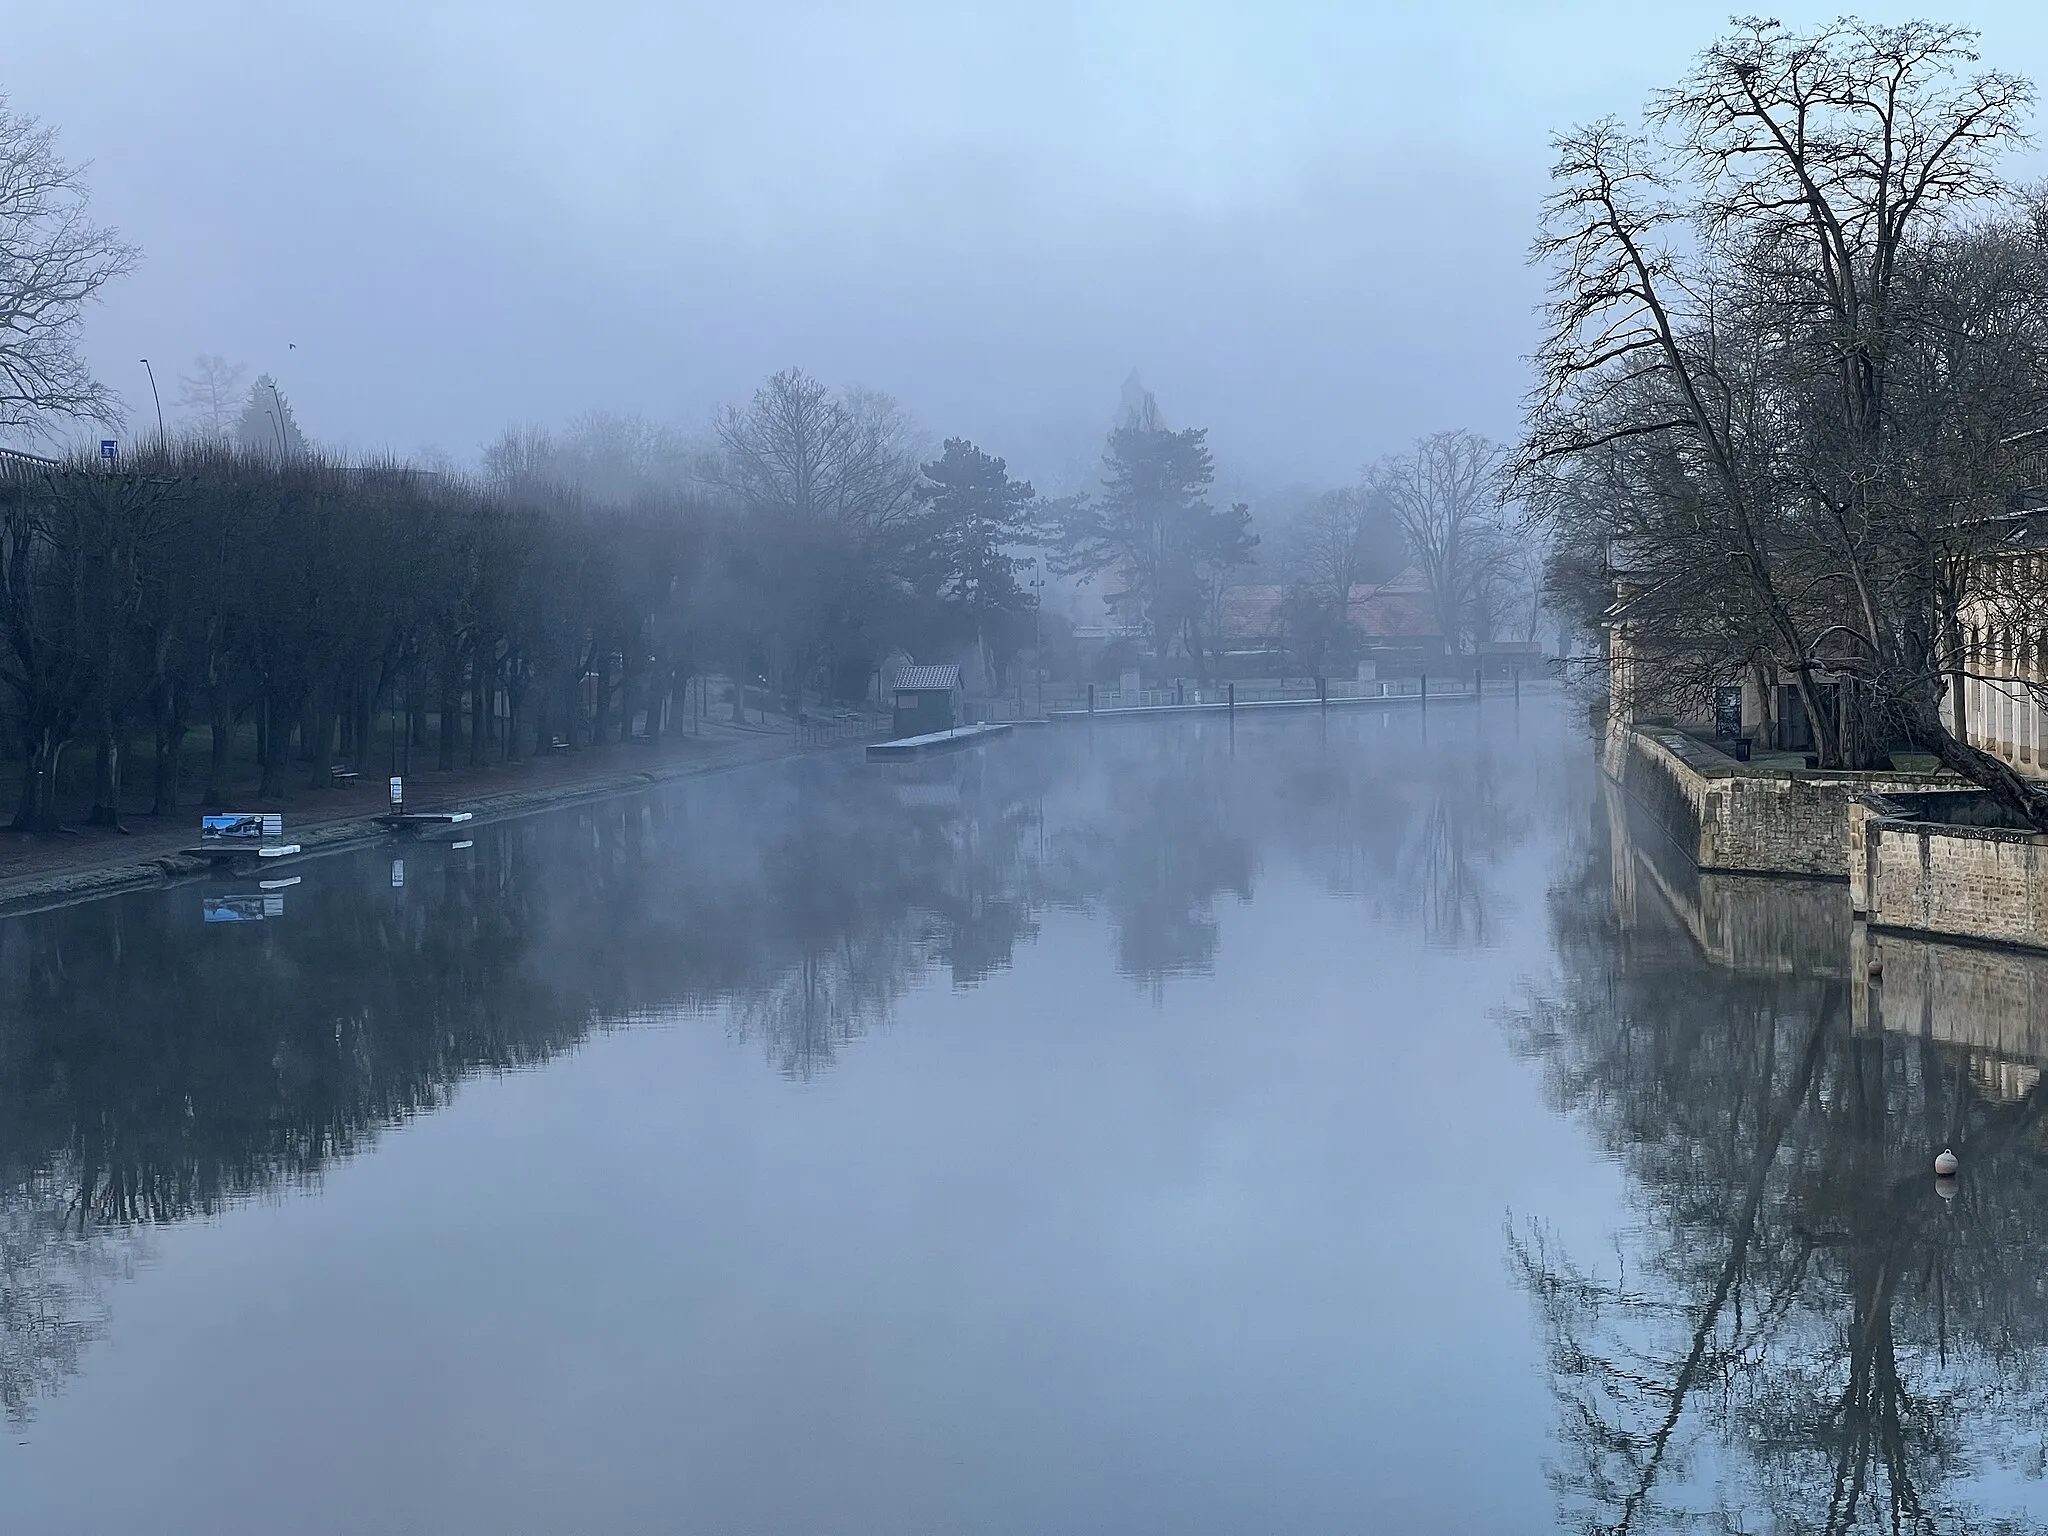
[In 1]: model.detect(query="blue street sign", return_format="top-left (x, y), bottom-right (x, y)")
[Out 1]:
top-left (99, 439), bottom-right (116, 461)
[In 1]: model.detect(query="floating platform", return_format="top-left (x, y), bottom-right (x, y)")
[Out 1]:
top-left (181, 842), bottom-right (302, 863)
top-left (378, 811), bottom-right (474, 831)
top-left (865, 724), bottom-right (1013, 760)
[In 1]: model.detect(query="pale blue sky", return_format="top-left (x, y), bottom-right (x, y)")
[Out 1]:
top-left (11, 1), bottom-right (2048, 491)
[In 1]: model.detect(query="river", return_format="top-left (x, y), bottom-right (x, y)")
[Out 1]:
top-left (2, 697), bottom-right (2044, 1532)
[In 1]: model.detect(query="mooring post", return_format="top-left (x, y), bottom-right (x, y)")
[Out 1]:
top-left (1228, 682), bottom-right (1236, 717)
top-left (1420, 672), bottom-right (1428, 706)
top-left (1318, 675), bottom-right (1327, 710)
top-left (1088, 683), bottom-right (1095, 715)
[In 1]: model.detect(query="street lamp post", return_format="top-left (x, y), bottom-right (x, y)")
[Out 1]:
top-left (1023, 557), bottom-right (1046, 716)
top-left (138, 359), bottom-right (164, 443)
top-left (267, 380), bottom-right (291, 458)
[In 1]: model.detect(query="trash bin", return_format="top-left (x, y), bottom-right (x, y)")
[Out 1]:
top-left (1733, 738), bottom-right (1751, 762)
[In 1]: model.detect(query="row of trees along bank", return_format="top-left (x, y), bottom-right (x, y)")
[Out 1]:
top-left (1521, 17), bottom-right (2048, 822)
top-left (0, 376), bottom-right (1064, 833)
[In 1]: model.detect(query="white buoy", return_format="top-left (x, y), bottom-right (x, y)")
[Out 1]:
top-left (1934, 1148), bottom-right (1959, 1177)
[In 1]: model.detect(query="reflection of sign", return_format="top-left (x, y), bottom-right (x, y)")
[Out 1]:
top-left (99, 439), bottom-right (116, 461)
top-left (391, 858), bottom-right (404, 888)
top-left (1714, 686), bottom-right (1743, 740)
top-left (204, 894), bottom-right (285, 923)
top-left (201, 812), bottom-right (283, 843)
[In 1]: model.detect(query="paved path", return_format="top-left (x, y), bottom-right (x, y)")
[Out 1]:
top-left (0, 722), bottom-right (823, 918)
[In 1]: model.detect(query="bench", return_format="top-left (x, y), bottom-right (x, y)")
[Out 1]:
top-left (548, 736), bottom-right (571, 753)
top-left (329, 765), bottom-right (360, 788)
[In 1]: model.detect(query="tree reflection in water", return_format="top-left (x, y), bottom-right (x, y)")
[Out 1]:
top-left (1275, 716), bottom-right (1527, 947)
top-left (0, 711), bottom-right (1533, 1422)
top-left (1509, 793), bottom-right (2048, 1533)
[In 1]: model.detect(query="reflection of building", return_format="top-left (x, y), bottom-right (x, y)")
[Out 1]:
top-left (203, 894), bottom-right (285, 923)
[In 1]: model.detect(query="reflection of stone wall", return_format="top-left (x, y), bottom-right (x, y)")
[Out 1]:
top-left (1607, 782), bottom-right (1849, 976)
top-left (1858, 928), bottom-right (2048, 1067)
top-left (1606, 763), bottom-right (2048, 1072)
top-left (1613, 726), bottom-right (1934, 878)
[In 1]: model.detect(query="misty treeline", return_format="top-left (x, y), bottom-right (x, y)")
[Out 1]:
top-left (0, 362), bottom-right (1233, 832)
top-left (0, 372), bottom-right (1051, 833)
top-left (0, 81), bottom-right (1535, 834)
top-left (1520, 18), bottom-right (2048, 820)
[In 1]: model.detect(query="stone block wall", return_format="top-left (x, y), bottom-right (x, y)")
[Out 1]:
top-left (1861, 815), bottom-right (2048, 950)
top-left (1613, 726), bottom-right (1930, 879)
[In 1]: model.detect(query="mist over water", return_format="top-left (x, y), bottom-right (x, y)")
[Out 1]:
top-left (0, 702), bottom-right (2039, 1529)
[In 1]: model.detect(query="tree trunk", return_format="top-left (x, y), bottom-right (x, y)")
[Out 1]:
top-left (298, 699), bottom-right (322, 763)
top-left (647, 668), bottom-right (670, 746)
top-left (152, 712), bottom-right (185, 817)
top-left (306, 706), bottom-right (335, 788)
top-left (438, 661), bottom-right (460, 772)
top-left (1746, 660), bottom-right (1777, 751)
top-left (1909, 705), bottom-right (2048, 831)
top-left (353, 681), bottom-right (374, 771)
top-left (11, 731), bottom-right (66, 833)
top-left (590, 656), bottom-right (611, 744)
top-left (204, 710), bottom-right (235, 807)
top-left (469, 652), bottom-right (488, 768)
top-left (258, 715), bottom-right (291, 799)
top-left (1790, 663), bottom-right (1843, 767)
top-left (87, 731), bottom-right (123, 828)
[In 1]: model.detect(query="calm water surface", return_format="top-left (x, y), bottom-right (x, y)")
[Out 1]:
top-left (3, 700), bottom-right (2045, 1532)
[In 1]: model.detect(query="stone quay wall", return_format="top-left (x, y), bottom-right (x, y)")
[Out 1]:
top-left (1608, 724), bottom-right (1934, 880)
top-left (1853, 791), bottom-right (2048, 952)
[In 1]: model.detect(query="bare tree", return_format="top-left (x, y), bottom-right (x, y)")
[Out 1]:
top-left (173, 355), bottom-right (247, 440)
top-left (1521, 18), bottom-right (2046, 809)
top-left (1369, 430), bottom-right (1516, 654)
top-left (701, 369), bottom-right (924, 704)
top-left (706, 368), bottom-right (920, 531)
top-left (0, 97), bottom-right (137, 436)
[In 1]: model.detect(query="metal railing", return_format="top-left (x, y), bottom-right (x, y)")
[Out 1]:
top-left (1033, 673), bottom-right (1537, 716)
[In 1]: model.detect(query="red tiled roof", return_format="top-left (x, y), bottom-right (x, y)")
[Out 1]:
top-left (1216, 568), bottom-right (1441, 641)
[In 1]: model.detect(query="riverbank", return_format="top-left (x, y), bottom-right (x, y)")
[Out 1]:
top-left (1607, 717), bottom-right (2048, 953)
top-left (0, 720), bottom-right (828, 919)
